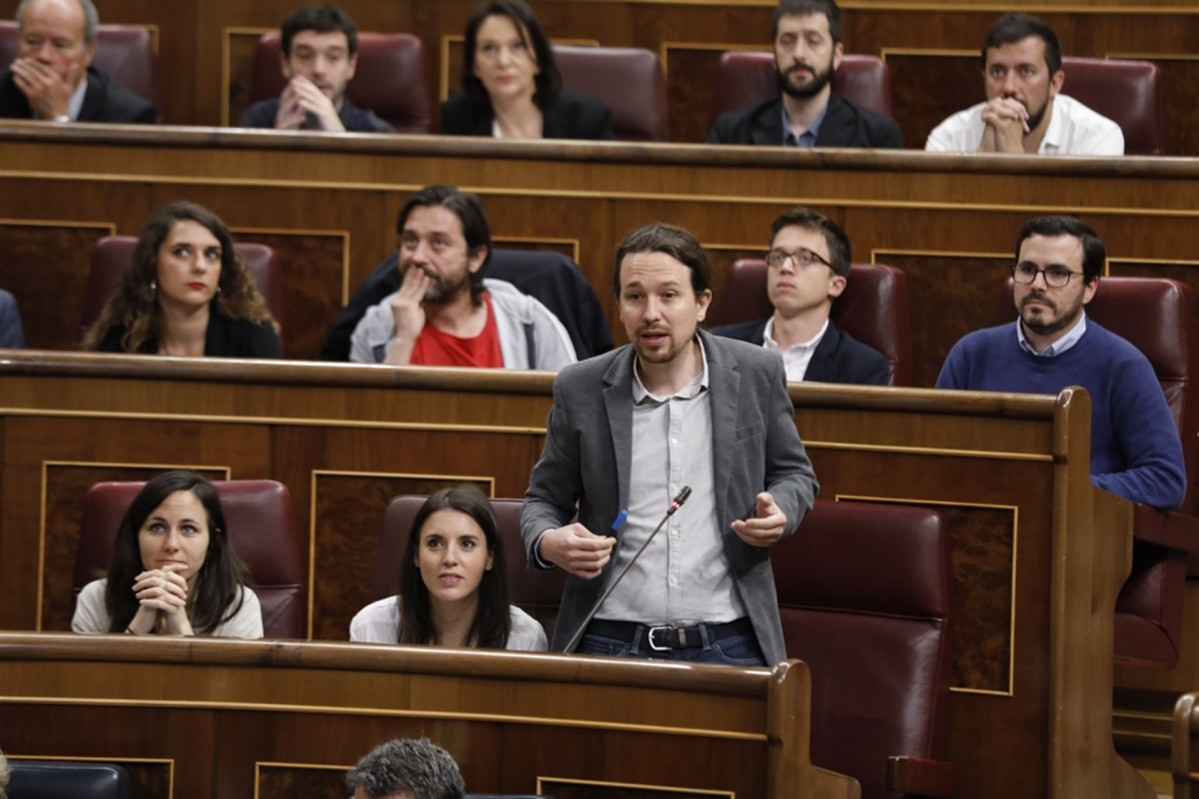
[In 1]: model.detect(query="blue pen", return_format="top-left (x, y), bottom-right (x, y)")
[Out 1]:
top-left (610, 509), bottom-right (628, 533)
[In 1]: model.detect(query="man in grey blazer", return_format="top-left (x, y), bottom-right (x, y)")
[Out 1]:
top-left (521, 222), bottom-right (818, 666)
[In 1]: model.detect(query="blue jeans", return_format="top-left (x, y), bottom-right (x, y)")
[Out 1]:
top-left (576, 624), bottom-right (766, 666)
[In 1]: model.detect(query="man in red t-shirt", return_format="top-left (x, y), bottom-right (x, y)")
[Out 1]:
top-left (349, 185), bottom-right (576, 370)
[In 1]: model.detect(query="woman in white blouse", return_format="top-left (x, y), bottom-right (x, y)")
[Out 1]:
top-left (351, 485), bottom-right (546, 651)
top-left (72, 470), bottom-right (262, 638)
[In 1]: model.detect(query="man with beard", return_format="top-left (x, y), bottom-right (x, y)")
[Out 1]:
top-left (239, 4), bottom-right (393, 132)
top-left (349, 185), bottom-right (576, 369)
top-left (926, 14), bottom-right (1123, 154)
top-left (521, 222), bottom-right (818, 665)
top-left (937, 217), bottom-right (1183, 509)
top-left (706, 0), bottom-right (902, 148)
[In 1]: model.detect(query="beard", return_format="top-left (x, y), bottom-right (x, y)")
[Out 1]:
top-left (1007, 93), bottom-right (1051, 132)
top-left (406, 265), bottom-right (469, 304)
top-left (1019, 292), bottom-right (1083, 338)
top-left (777, 59), bottom-right (835, 100)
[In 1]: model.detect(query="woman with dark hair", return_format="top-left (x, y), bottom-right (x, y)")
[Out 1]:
top-left (71, 470), bottom-right (263, 638)
top-left (83, 201), bottom-right (281, 357)
top-left (350, 485), bottom-right (546, 650)
top-left (439, 0), bottom-right (612, 140)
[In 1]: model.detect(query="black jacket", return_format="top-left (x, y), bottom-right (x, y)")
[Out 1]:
top-left (0, 66), bottom-right (156, 123)
top-left (709, 318), bottom-right (891, 385)
top-left (706, 94), bottom-right (902, 148)
top-left (439, 89), bottom-right (613, 140)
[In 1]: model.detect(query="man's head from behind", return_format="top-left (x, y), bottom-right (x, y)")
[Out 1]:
top-left (1012, 216), bottom-right (1103, 344)
top-left (771, 0), bottom-right (842, 100)
top-left (767, 206), bottom-right (850, 319)
top-left (279, 3), bottom-right (359, 108)
top-left (15, 0), bottom-right (97, 91)
top-left (396, 185), bottom-right (492, 306)
top-left (980, 13), bottom-right (1064, 131)
top-left (346, 737), bottom-right (465, 799)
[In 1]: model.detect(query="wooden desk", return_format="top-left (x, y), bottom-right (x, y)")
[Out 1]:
top-left (0, 351), bottom-right (1148, 798)
top-left (4, 124), bottom-right (1199, 389)
top-left (0, 633), bottom-right (853, 799)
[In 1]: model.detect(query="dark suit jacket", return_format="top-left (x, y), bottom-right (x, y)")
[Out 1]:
top-left (710, 318), bottom-right (891, 385)
top-left (96, 309), bottom-right (280, 358)
top-left (439, 89), bottom-right (614, 140)
top-left (706, 93), bottom-right (902, 148)
top-left (0, 66), bottom-right (156, 123)
top-left (520, 329), bottom-right (819, 663)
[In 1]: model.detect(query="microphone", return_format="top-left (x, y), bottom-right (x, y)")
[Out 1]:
top-left (563, 486), bottom-right (692, 653)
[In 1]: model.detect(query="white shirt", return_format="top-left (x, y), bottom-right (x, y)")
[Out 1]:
top-left (762, 317), bottom-right (828, 381)
top-left (71, 579), bottom-right (263, 638)
top-left (925, 94), bottom-right (1124, 155)
top-left (349, 596), bottom-right (548, 651)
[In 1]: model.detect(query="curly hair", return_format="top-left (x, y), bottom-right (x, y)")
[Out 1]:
top-left (396, 485), bottom-right (511, 649)
top-left (103, 470), bottom-right (253, 635)
top-left (83, 201), bottom-right (278, 352)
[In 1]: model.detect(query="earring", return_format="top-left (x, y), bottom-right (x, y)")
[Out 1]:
top-left (150, 279), bottom-right (157, 292)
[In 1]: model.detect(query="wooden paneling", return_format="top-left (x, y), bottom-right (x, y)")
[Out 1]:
top-left (4, 1), bottom-right (1199, 149)
top-left (0, 635), bottom-right (847, 799)
top-left (6, 126), bottom-right (1199, 379)
top-left (0, 352), bottom-right (1152, 798)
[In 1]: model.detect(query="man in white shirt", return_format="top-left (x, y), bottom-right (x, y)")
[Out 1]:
top-left (925, 13), bottom-right (1123, 155)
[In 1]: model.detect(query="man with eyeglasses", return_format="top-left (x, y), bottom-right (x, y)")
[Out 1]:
top-left (937, 216), bottom-right (1185, 509)
top-left (711, 206), bottom-right (890, 385)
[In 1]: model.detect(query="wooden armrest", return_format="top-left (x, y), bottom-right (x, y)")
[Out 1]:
top-left (1132, 504), bottom-right (1199, 553)
top-left (887, 755), bottom-right (955, 798)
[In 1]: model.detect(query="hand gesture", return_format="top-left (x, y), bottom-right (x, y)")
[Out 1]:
top-left (979, 97), bottom-right (1030, 153)
top-left (538, 523), bottom-right (616, 578)
top-left (128, 564), bottom-right (194, 635)
top-left (383, 267), bottom-right (431, 365)
top-left (731, 492), bottom-right (787, 547)
top-left (274, 76), bottom-right (344, 132)
top-left (10, 57), bottom-right (80, 120)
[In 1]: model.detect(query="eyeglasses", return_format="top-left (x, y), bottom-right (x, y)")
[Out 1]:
top-left (1011, 263), bottom-right (1084, 288)
top-left (765, 247), bottom-right (833, 270)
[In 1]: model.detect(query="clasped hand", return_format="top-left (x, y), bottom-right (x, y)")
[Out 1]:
top-left (274, 75), bottom-right (345, 131)
top-left (127, 564), bottom-right (193, 635)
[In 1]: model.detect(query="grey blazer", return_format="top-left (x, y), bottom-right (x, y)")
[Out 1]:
top-left (521, 328), bottom-right (818, 664)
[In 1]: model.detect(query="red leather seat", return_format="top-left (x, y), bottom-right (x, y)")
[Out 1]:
top-left (1060, 57), bottom-right (1166, 156)
top-left (248, 32), bottom-right (430, 132)
top-left (0, 21), bottom-right (158, 115)
top-left (999, 276), bottom-right (1199, 665)
top-left (773, 499), bottom-right (954, 799)
top-left (74, 479), bottom-right (305, 639)
top-left (552, 44), bottom-right (668, 141)
top-left (81, 235), bottom-right (284, 336)
top-left (712, 259), bottom-right (913, 386)
top-left (708, 51), bottom-right (892, 133)
top-left (372, 496), bottom-right (566, 639)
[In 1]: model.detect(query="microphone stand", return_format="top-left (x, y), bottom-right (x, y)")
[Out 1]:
top-left (564, 486), bottom-right (692, 653)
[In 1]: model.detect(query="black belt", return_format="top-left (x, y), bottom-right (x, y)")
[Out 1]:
top-left (585, 618), bottom-right (754, 652)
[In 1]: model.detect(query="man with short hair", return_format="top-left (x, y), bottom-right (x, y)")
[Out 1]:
top-left (350, 185), bottom-right (576, 370)
top-left (522, 222), bottom-right (818, 666)
top-left (0, 0), bottom-right (156, 123)
top-left (926, 13), bottom-right (1123, 154)
top-left (937, 216), bottom-right (1184, 508)
top-left (711, 207), bottom-right (889, 385)
top-left (707, 0), bottom-right (901, 148)
top-left (346, 737), bottom-right (465, 799)
top-left (239, 3), bottom-right (393, 132)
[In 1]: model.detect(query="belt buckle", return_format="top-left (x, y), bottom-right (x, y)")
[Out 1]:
top-left (647, 625), bottom-right (674, 651)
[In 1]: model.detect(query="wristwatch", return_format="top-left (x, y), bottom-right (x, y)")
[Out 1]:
top-left (52, 114), bottom-right (70, 123)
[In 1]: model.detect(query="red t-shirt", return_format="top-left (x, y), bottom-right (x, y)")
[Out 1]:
top-left (410, 291), bottom-right (504, 368)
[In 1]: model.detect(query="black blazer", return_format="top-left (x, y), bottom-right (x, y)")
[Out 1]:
top-left (439, 89), bottom-right (613, 140)
top-left (706, 94), bottom-right (902, 148)
top-left (97, 310), bottom-right (281, 358)
top-left (710, 318), bottom-right (892, 385)
top-left (0, 66), bottom-right (156, 123)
